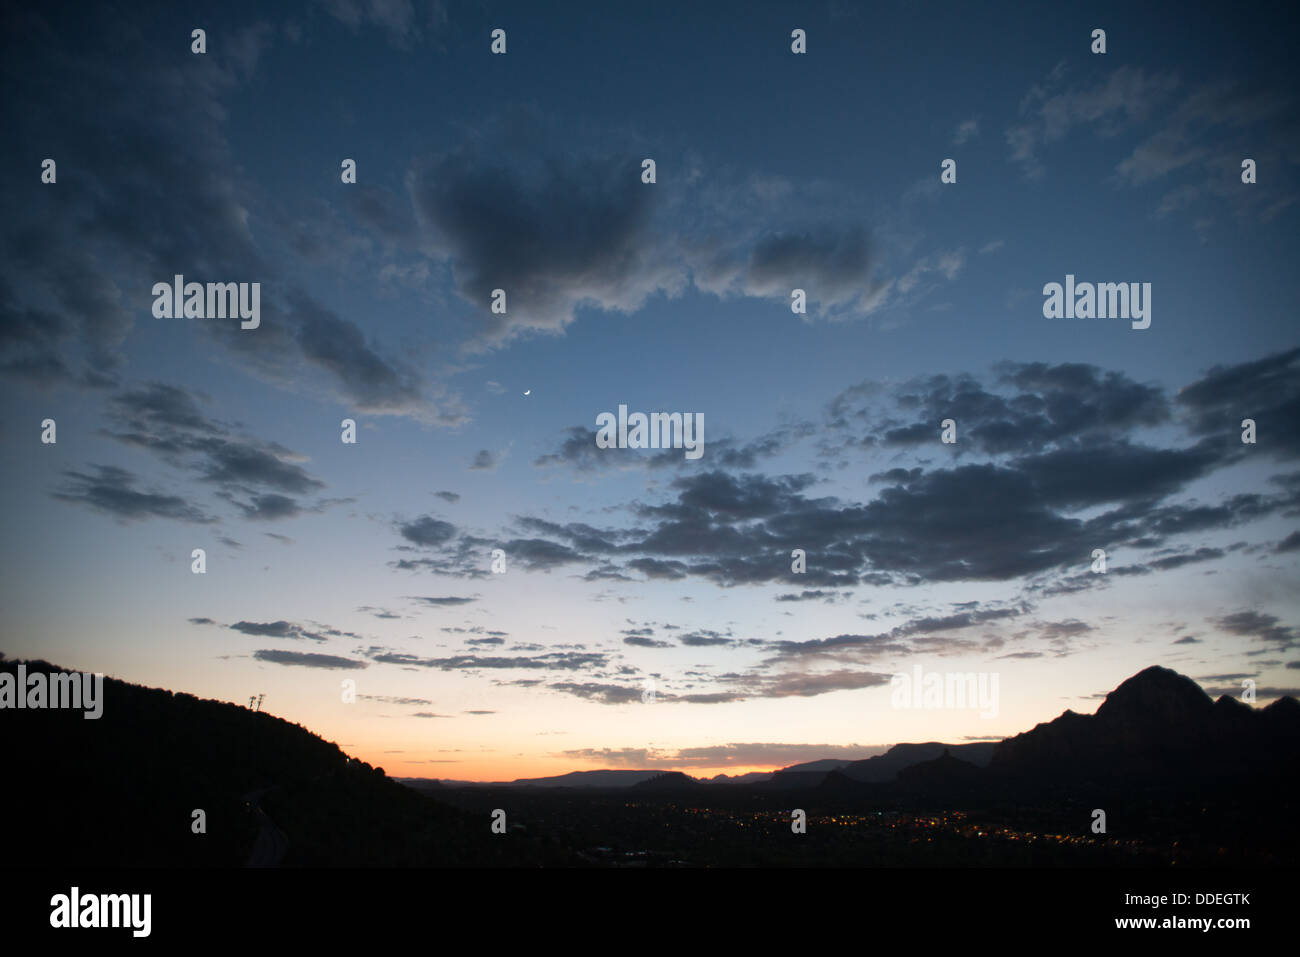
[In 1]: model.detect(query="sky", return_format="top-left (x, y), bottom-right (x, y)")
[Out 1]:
top-left (1, 0), bottom-right (1298, 781)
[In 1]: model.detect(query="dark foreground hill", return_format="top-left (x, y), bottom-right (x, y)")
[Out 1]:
top-left (0, 658), bottom-right (577, 866)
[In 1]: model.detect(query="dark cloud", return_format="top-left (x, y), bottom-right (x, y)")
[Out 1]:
top-left (290, 292), bottom-right (431, 414)
top-left (623, 636), bottom-right (673, 648)
top-left (0, 10), bottom-right (462, 422)
top-left (410, 142), bottom-right (676, 345)
top-left (252, 649), bottom-right (368, 669)
top-left (227, 493), bottom-right (305, 521)
top-left (52, 465), bottom-right (213, 523)
top-left (408, 595), bottom-right (476, 607)
top-left (1211, 611), bottom-right (1299, 650)
top-left (775, 590), bottom-right (837, 602)
top-left (544, 682), bottom-right (646, 705)
top-left (1203, 684), bottom-right (1300, 700)
top-left (1145, 546), bottom-right (1226, 571)
top-left (369, 650), bottom-right (608, 671)
top-left (398, 516), bottom-right (458, 547)
top-left (358, 695), bottom-right (434, 706)
top-left (229, 620), bottom-right (326, 641)
top-left (1177, 347), bottom-right (1300, 457)
top-left (680, 630), bottom-right (734, 647)
top-left (96, 381), bottom-right (333, 522)
top-left (749, 227), bottom-right (873, 301)
top-left (358, 606), bottom-right (401, 619)
top-left (396, 352), bottom-right (1299, 596)
top-left (534, 424), bottom-right (811, 472)
top-left (626, 557), bottom-right (689, 580)
top-left (826, 362), bottom-right (1170, 458)
top-left (698, 225), bottom-right (886, 317)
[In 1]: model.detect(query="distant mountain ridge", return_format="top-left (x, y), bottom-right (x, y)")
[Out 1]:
top-left (407, 666), bottom-right (1299, 792)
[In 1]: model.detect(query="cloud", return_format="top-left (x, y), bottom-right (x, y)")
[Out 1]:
top-left (97, 381), bottom-right (338, 522)
top-left (52, 465), bottom-right (213, 523)
top-left (358, 694), bottom-right (435, 706)
top-left (320, 0), bottom-right (447, 47)
top-left (534, 424), bottom-right (809, 473)
top-left (1116, 79), bottom-right (1297, 224)
top-left (699, 225), bottom-right (888, 318)
top-left (393, 348), bottom-right (1296, 604)
top-left (830, 361), bottom-right (1171, 458)
top-left (539, 667), bottom-right (893, 706)
top-left (409, 139), bottom-right (683, 347)
top-left (290, 292), bottom-right (434, 415)
top-left (228, 620), bottom-right (339, 641)
top-left (369, 650), bottom-right (608, 671)
top-left (0, 10), bottom-right (465, 424)
top-left (398, 516), bottom-right (458, 547)
top-left (408, 595), bottom-right (476, 607)
top-left (1177, 347), bottom-right (1300, 458)
top-left (1007, 65), bottom-right (1181, 178)
top-left (252, 649), bottom-right (368, 669)
top-left (623, 635), bottom-right (673, 648)
top-left (542, 682), bottom-right (645, 705)
top-left (680, 630), bottom-right (734, 647)
top-left (1211, 611), bottom-right (1299, 650)
top-left (358, 605), bottom-right (401, 619)
top-left (560, 742), bottom-right (886, 769)
top-left (775, 590), bottom-right (837, 602)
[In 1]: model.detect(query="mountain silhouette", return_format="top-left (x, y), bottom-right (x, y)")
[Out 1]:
top-left (895, 747), bottom-right (984, 794)
top-left (0, 658), bottom-right (577, 866)
top-left (840, 741), bottom-right (996, 783)
top-left (632, 771), bottom-right (700, 791)
top-left (990, 665), bottom-right (1300, 787)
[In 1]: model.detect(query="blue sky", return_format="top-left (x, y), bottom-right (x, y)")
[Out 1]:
top-left (2, 0), bottom-right (1298, 779)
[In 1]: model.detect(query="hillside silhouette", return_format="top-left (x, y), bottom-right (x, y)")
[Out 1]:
top-left (1, 657), bottom-right (577, 866)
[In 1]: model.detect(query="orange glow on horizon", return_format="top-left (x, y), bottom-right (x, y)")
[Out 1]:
top-left (356, 751), bottom-right (796, 783)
